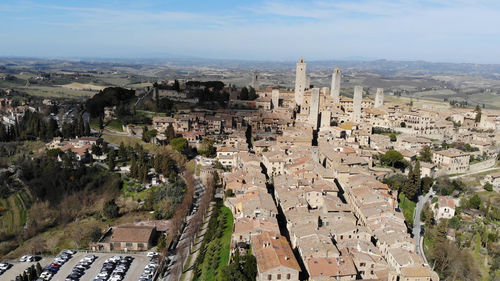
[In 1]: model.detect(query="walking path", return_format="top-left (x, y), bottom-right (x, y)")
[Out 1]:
top-left (181, 203), bottom-right (214, 281)
top-left (449, 167), bottom-right (499, 180)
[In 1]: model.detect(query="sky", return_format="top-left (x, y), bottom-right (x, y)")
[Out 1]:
top-left (1, 0), bottom-right (499, 64)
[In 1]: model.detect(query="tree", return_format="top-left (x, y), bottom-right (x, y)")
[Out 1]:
top-left (166, 123), bottom-right (175, 144)
top-left (484, 182), bottom-right (493, 192)
top-left (84, 122), bottom-right (91, 136)
top-left (400, 121), bottom-right (406, 127)
top-left (107, 149), bottom-right (116, 171)
top-left (474, 104), bottom-right (482, 123)
top-left (35, 262), bottom-right (43, 277)
top-left (468, 194), bottom-right (481, 209)
top-left (118, 142), bottom-right (127, 160)
top-left (421, 176), bottom-right (433, 194)
top-left (383, 174), bottom-right (407, 190)
top-left (198, 138), bottom-right (216, 158)
top-left (248, 86), bottom-right (257, 100)
top-left (381, 150), bottom-right (404, 167)
top-left (170, 137), bottom-right (188, 153)
top-left (214, 161), bottom-right (224, 170)
top-left (174, 79), bottom-right (180, 91)
top-left (142, 126), bottom-right (149, 142)
top-left (240, 87), bottom-right (249, 100)
top-left (242, 253), bottom-right (257, 281)
top-left (103, 199), bottom-right (120, 219)
top-left (402, 163), bottom-right (421, 202)
top-left (419, 145), bottom-right (433, 162)
top-left (225, 189), bottom-right (234, 197)
top-left (98, 115), bottom-right (104, 130)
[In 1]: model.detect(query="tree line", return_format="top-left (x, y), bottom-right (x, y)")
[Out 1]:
top-left (0, 110), bottom-right (90, 142)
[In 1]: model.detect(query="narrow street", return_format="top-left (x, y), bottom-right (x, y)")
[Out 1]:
top-left (412, 188), bottom-right (435, 263)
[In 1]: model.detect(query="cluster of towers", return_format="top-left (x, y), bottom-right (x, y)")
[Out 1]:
top-left (293, 57), bottom-right (384, 128)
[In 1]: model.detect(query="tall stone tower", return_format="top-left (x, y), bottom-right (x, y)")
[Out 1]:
top-left (321, 110), bottom-right (331, 128)
top-left (330, 68), bottom-right (341, 104)
top-left (309, 88), bottom-right (320, 129)
top-left (375, 88), bottom-right (384, 108)
top-left (251, 71), bottom-right (260, 90)
top-left (353, 86), bottom-right (363, 123)
top-left (271, 89), bottom-right (280, 109)
top-left (294, 57), bottom-right (307, 106)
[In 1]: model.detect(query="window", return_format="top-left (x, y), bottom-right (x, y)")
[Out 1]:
top-left (277, 274), bottom-right (281, 280)
top-left (268, 275), bottom-right (272, 280)
top-left (287, 274), bottom-right (291, 280)
top-left (126, 242), bottom-right (132, 247)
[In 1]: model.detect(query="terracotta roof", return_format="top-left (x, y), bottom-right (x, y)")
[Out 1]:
top-left (401, 266), bottom-right (433, 277)
top-left (252, 232), bottom-right (300, 272)
top-left (110, 225), bottom-right (155, 243)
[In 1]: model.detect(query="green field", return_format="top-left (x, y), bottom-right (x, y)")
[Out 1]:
top-left (0, 189), bottom-right (33, 236)
top-left (106, 119), bottom-right (124, 132)
top-left (102, 134), bottom-right (156, 152)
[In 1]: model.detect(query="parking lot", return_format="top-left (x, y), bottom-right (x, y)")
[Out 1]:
top-left (49, 252), bottom-right (151, 281)
top-left (1, 258), bottom-right (50, 281)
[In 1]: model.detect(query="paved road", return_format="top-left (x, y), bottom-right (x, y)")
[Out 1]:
top-left (449, 167), bottom-right (500, 180)
top-left (413, 188), bottom-right (435, 261)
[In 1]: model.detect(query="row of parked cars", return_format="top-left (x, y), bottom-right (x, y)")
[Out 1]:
top-left (20, 255), bottom-right (41, 262)
top-left (0, 262), bottom-right (13, 276)
top-left (93, 255), bottom-right (134, 281)
top-left (65, 254), bottom-right (97, 281)
top-left (138, 253), bottom-right (158, 281)
top-left (37, 250), bottom-right (76, 281)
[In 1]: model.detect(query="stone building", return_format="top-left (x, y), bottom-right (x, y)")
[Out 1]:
top-left (433, 148), bottom-right (470, 174)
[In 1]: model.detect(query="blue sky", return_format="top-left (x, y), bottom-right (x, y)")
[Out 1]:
top-left (1, 0), bottom-right (499, 63)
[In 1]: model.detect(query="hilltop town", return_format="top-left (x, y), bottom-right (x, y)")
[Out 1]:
top-left (0, 58), bottom-right (499, 281)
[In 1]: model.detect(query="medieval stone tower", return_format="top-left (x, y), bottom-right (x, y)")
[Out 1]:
top-left (295, 57), bottom-right (307, 107)
top-left (375, 88), bottom-right (384, 108)
top-left (330, 68), bottom-right (341, 104)
top-left (353, 86), bottom-right (363, 123)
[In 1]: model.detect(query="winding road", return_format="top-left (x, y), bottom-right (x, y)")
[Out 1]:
top-left (412, 188), bottom-right (435, 264)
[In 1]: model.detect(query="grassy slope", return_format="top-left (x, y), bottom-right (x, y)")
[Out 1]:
top-left (102, 134), bottom-right (156, 152)
top-left (198, 205), bottom-right (234, 281)
top-left (106, 119), bottom-right (124, 132)
top-left (399, 192), bottom-right (416, 227)
top-left (216, 207), bottom-right (233, 278)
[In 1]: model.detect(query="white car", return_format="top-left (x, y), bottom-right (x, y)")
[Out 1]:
top-left (0, 263), bottom-right (11, 270)
top-left (146, 252), bottom-right (158, 258)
